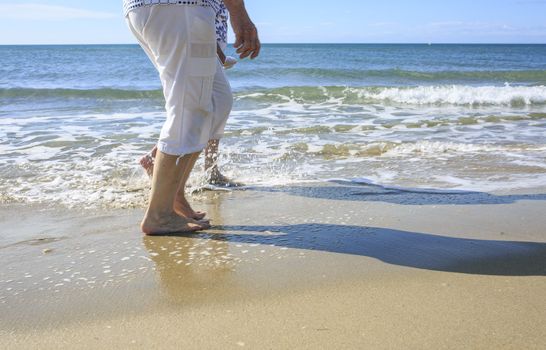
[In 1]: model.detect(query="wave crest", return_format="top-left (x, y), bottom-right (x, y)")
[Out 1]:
top-left (2, 84), bottom-right (546, 107)
top-left (352, 85), bottom-right (546, 106)
top-left (237, 85), bottom-right (546, 106)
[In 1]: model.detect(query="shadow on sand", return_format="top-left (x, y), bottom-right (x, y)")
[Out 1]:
top-left (158, 182), bottom-right (546, 276)
top-left (249, 180), bottom-right (546, 206)
top-left (158, 223), bottom-right (546, 277)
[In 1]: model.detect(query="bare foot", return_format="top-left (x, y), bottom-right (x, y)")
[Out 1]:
top-left (209, 170), bottom-right (244, 188)
top-left (140, 147), bottom-right (158, 178)
top-left (141, 211), bottom-right (210, 236)
top-left (140, 153), bottom-right (154, 178)
top-left (174, 195), bottom-right (207, 220)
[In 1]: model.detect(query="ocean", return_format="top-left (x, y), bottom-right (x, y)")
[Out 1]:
top-left (1, 44), bottom-right (545, 208)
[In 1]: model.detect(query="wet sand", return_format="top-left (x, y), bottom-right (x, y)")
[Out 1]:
top-left (1, 182), bottom-right (546, 349)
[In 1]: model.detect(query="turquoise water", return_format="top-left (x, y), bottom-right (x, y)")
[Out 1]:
top-left (1, 44), bottom-right (545, 207)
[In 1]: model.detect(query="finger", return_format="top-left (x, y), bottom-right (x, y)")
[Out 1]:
top-left (242, 31), bottom-right (259, 58)
top-left (246, 34), bottom-right (260, 59)
top-left (235, 36), bottom-right (249, 53)
top-left (244, 39), bottom-right (257, 59)
top-left (236, 43), bottom-right (246, 54)
top-left (236, 48), bottom-right (249, 59)
top-left (242, 32), bottom-right (254, 50)
top-left (250, 39), bottom-right (261, 59)
top-left (238, 39), bottom-right (254, 59)
top-left (239, 49), bottom-right (251, 59)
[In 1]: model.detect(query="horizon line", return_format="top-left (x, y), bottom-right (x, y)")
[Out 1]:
top-left (1, 42), bottom-right (545, 46)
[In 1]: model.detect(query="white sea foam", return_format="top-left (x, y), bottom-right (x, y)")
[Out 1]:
top-left (377, 140), bottom-right (546, 156)
top-left (2, 91), bottom-right (545, 208)
top-left (352, 85), bottom-right (546, 106)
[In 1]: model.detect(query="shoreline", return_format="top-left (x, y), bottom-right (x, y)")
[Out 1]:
top-left (1, 183), bottom-right (546, 348)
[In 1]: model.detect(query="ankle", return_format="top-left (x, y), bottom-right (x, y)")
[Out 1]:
top-left (175, 191), bottom-right (187, 202)
top-left (145, 208), bottom-right (175, 221)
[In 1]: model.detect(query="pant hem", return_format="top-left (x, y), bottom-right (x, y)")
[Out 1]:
top-left (156, 141), bottom-right (207, 156)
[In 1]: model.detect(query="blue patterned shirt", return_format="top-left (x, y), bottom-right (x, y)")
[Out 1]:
top-left (209, 0), bottom-right (229, 49)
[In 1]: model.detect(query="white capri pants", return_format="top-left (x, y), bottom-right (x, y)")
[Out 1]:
top-left (126, 5), bottom-right (233, 156)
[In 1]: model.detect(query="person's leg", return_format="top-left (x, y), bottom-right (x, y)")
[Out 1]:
top-left (129, 6), bottom-right (217, 234)
top-left (205, 61), bottom-right (243, 187)
top-left (139, 145), bottom-right (208, 220)
top-left (205, 139), bottom-right (220, 173)
top-left (173, 151), bottom-right (207, 220)
top-left (205, 139), bottom-right (227, 184)
top-left (204, 138), bottom-right (243, 186)
top-left (138, 137), bottom-right (206, 220)
top-left (141, 151), bottom-right (209, 235)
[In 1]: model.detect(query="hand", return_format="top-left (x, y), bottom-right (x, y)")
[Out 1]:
top-left (224, 0), bottom-right (260, 60)
top-left (231, 17), bottom-right (260, 59)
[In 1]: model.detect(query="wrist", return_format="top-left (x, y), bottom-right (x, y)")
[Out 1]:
top-left (224, 0), bottom-right (249, 20)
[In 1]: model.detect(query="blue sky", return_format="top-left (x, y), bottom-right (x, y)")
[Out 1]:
top-left (0, 0), bottom-right (545, 44)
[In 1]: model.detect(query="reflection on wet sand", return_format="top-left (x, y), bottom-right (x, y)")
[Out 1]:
top-left (142, 195), bottom-right (243, 303)
top-left (143, 234), bottom-right (240, 303)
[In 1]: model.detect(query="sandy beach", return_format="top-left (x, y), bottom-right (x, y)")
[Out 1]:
top-left (2, 1), bottom-right (546, 348)
top-left (1, 182), bottom-right (545, 349)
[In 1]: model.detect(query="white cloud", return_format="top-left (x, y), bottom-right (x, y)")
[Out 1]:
top-left (0, 3), bottom-right (116, 21)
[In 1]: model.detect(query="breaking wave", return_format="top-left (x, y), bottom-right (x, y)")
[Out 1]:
top-left (236, 85), bottom-right (546, 106)
top-left (3, 84), bottom-right (546, 107)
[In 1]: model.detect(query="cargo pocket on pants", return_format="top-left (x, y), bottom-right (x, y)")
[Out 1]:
top-left (188, 11), bottom-right (217, 112)
top-left (188, 14), bottom-right (217, 113)
top-left (188, 46), bottom-right (216, 112)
